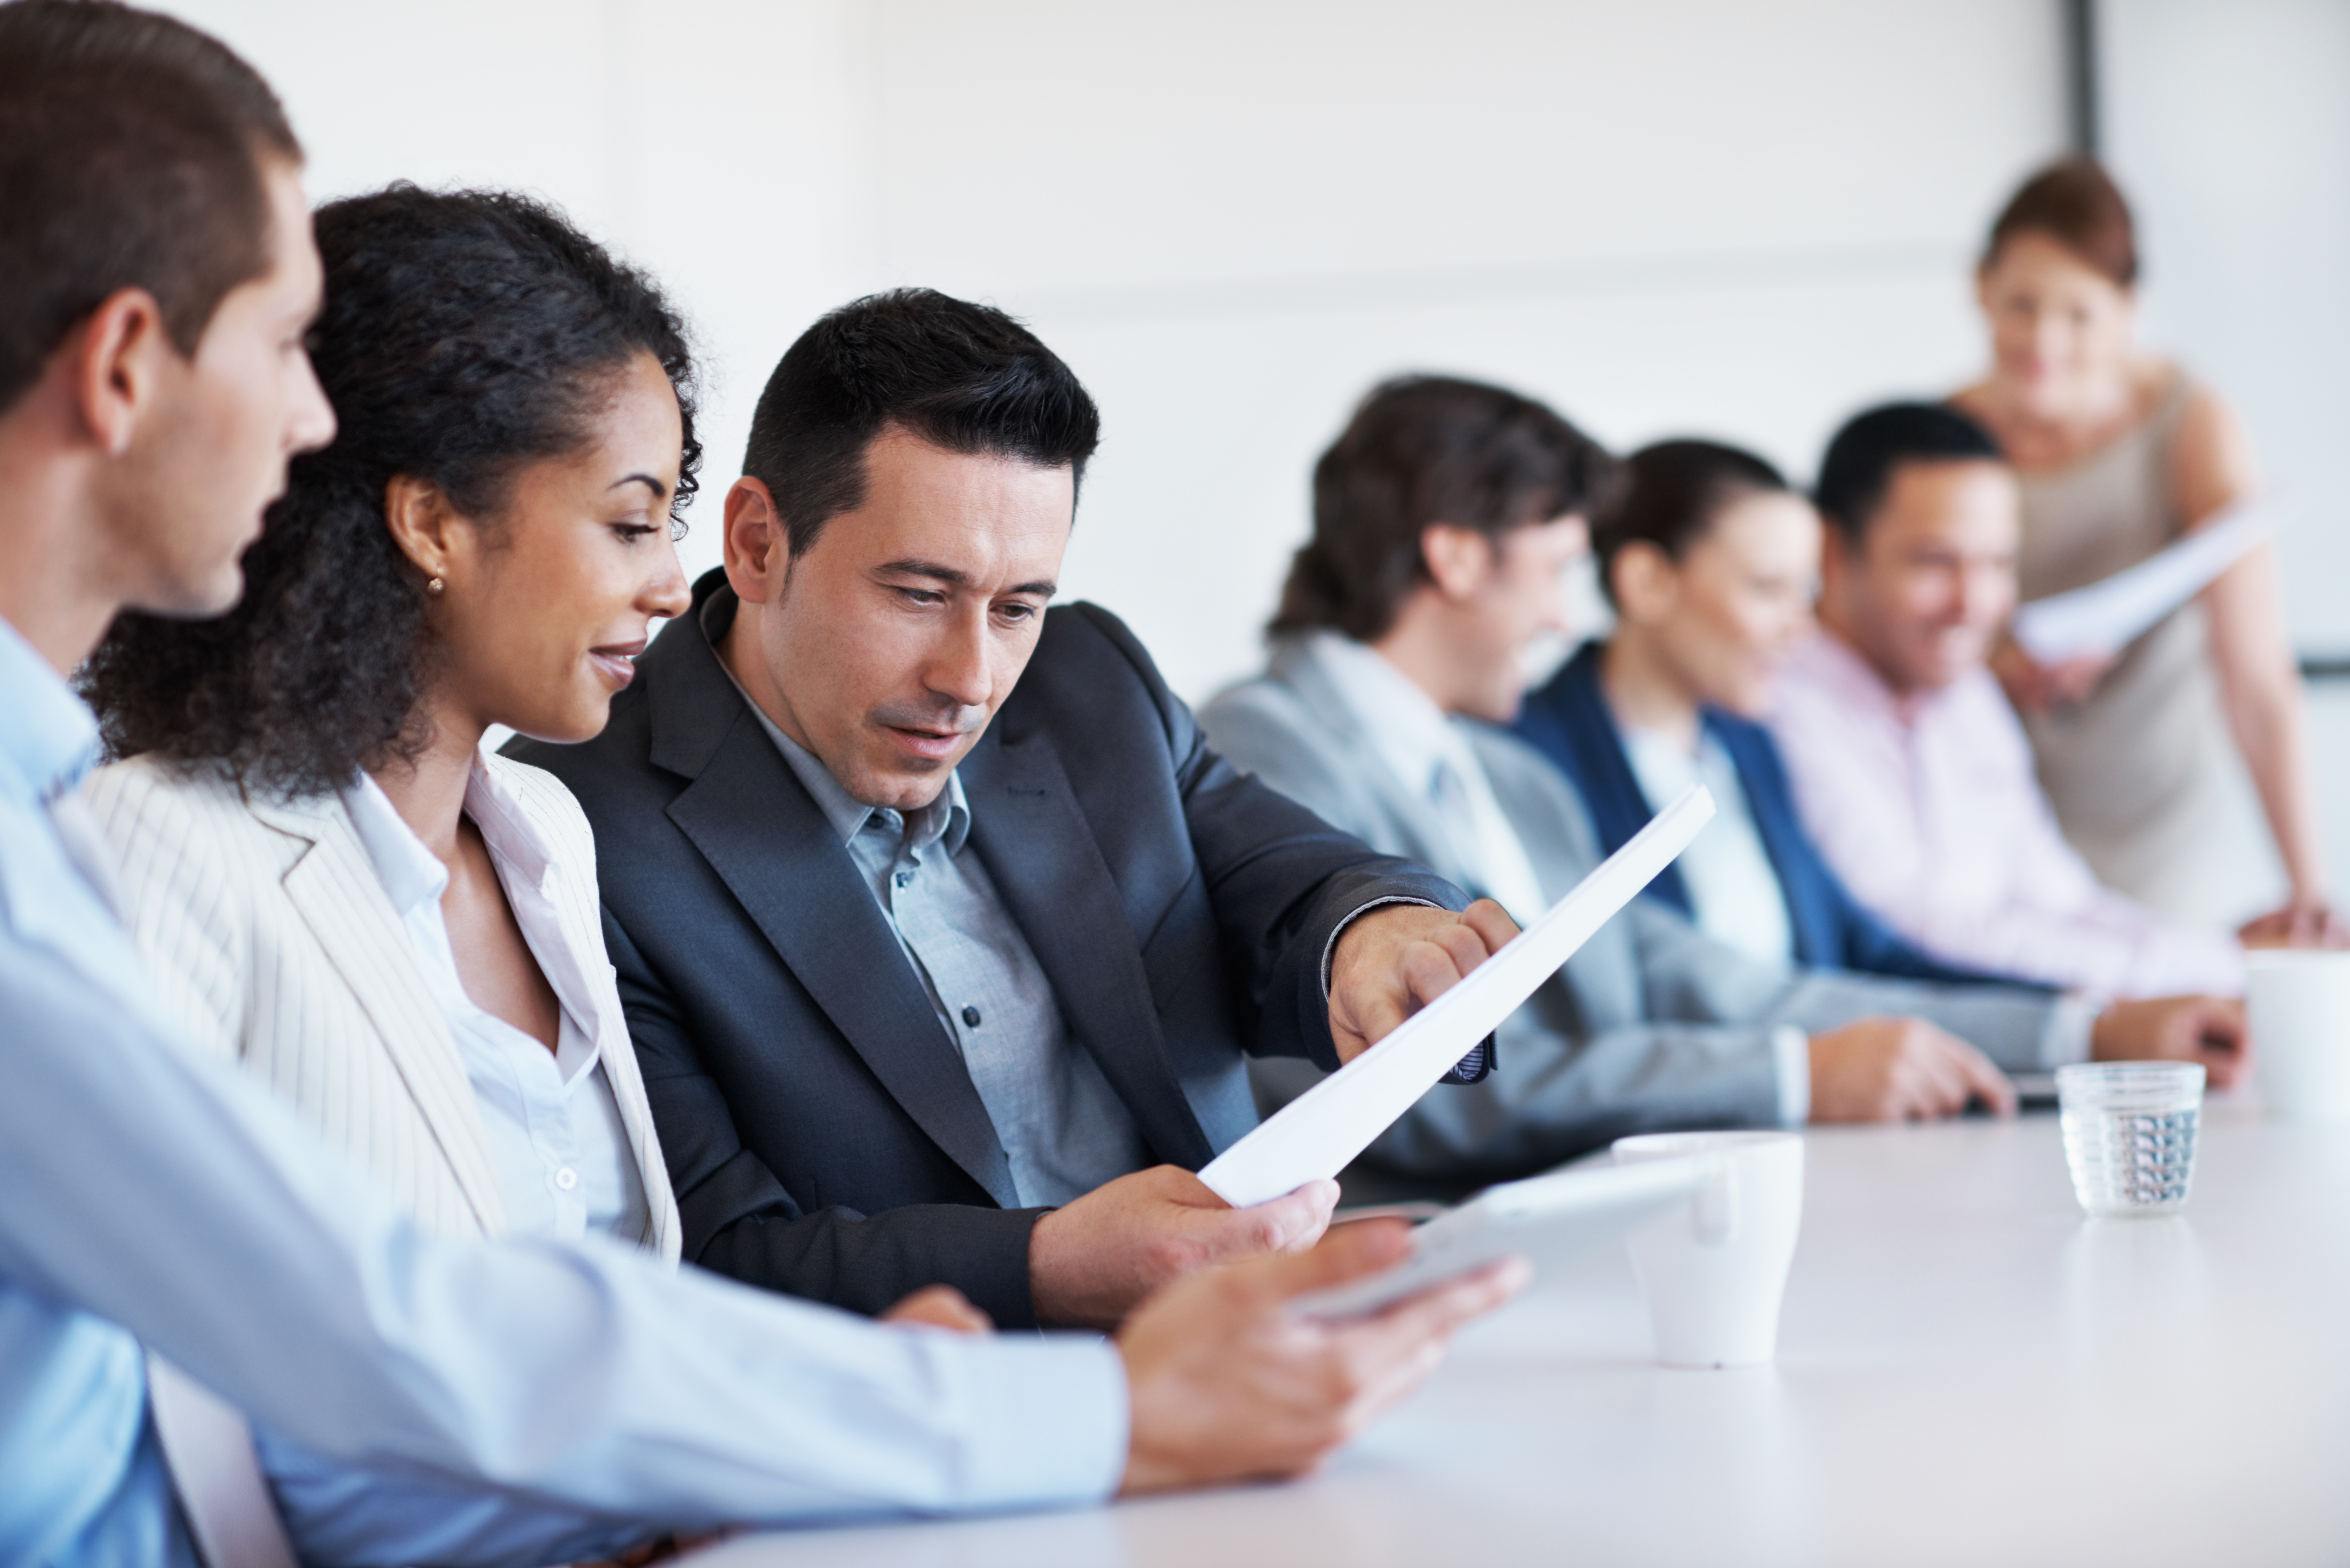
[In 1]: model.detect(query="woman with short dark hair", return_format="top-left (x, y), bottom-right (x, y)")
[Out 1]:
top-left (1512, 438), bottom-right (1986, 982)
top-left (1952, 158), bottom-right (2336, 942)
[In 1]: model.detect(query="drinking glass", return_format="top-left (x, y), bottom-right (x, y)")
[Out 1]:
top-left (2056, 1062), bottom-right (2205, 1218)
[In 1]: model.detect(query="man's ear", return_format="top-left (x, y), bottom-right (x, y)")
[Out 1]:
top-left (724, 477), bottom-right (789, 605)
top-left (73, 287), bottom-right (172, 457)
top-left (1419, 522), bottom-right (1494, 602)
top-left (381, 474), bottom-right (460, 582)
top-left (1816, 521), bottom-right (1859, 603)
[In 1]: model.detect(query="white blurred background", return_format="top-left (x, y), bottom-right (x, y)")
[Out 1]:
top-left (157, 0), bottom-right (2350, 885)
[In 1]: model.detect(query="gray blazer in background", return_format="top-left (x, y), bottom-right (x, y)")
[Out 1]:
top-left (1199, 636), bottom-right (2067, 1186)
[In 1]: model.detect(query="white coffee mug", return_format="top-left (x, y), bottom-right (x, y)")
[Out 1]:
top-left (2246, 950), bottom-right (2350, 1123)
top-left (1612, 1130), bottom-right (1804, 1369)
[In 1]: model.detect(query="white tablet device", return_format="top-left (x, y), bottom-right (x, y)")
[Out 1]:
top-left (1291, 1156), bottom-right (1708, 1320)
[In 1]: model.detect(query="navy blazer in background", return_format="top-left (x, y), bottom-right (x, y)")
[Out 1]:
top-left (1514, 642), bottom-right (1988, 986)
top-left (511, 573), bottom-right (1470, 1328)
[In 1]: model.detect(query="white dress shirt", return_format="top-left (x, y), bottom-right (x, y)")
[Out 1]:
top-left (341, 768), bottom-right (651, 1244)
top-left (0, 615), bottom-right (1125, 1567)
top-left (1618, 724), bottom-right (1795, 968)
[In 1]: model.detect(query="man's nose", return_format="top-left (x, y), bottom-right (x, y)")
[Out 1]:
top-left (924, 609), bottom-right (993, 710)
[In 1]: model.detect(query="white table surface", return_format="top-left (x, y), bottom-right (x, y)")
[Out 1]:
top-left (703, 1100), bottom-right (2350, 1567)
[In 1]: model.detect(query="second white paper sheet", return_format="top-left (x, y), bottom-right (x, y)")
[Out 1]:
top-left (1198, 784), bottom-right (1716, 1209)
top-left (2010, 497), bottom-right (2275, 662)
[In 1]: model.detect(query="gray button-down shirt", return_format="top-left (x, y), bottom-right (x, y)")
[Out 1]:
top-left (740, 703), bottom-right (1152, 1208)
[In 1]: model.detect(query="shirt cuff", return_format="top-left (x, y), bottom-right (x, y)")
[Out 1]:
top-left (945, 1332), bottom-right (1129, 1509)
top-left (2039, 992), bottom-right (2103, 1070)
top-left (1770, 1024), bottom-right (1811, 1128)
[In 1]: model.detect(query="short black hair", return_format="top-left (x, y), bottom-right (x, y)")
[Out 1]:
top-left (1593, 439), bottom-right (1789, 609)
top-left (740, 288), bottom-right (1100, 558)
top-left (1813, 402), bottom-right (2005, 545)
top-left (0, 0), bottom-right (300, 414)
top-left (1272, 375), bottom-right (1614, 642)
top-left (84, 185), bottom-right (701, 797)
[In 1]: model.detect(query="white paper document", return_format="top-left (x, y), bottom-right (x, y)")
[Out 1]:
top-left (1199, 784), bottom-right (1717, 1209)
top-left (2009, 497), bottom-right (2276, 663)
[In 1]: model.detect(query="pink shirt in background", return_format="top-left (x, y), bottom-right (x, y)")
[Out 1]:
top-left (1764, 630), bottom-right (2244, 1000)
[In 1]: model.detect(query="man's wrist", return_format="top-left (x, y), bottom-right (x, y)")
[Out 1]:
top-left (1319, 896), bottom-right (1441, 999)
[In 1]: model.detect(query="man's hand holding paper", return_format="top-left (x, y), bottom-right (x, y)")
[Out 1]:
top-left (1328, 899), bottom-right (1523, 1063)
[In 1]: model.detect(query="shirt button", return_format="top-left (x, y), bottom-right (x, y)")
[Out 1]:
top-left (894, 870), bottom-right (913, 888)
top-left (554, 1167), bottom-right (579, 1192)
top-left (962, 1005), bottom-right (982, 1028)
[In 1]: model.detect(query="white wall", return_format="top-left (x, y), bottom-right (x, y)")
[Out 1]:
top-left (2102, 0), bottom-right (2350, 649)
top-left (166, 0), bottom-right (2068, 701)
top-left (2098, 0), bottom-right (2350, 898)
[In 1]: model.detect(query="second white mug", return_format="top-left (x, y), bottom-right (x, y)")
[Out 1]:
top-left (2246, 950), bottom-right (2350, 1123)
top-left (1612, 1130), bottom-right (1805, 1369)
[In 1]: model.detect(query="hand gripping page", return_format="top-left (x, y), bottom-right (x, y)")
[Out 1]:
top-left (1200, 784), bottom-right (1717, 1208)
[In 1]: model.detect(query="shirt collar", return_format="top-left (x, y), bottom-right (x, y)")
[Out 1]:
top-left (1302, 630), bottom-right (1473, 800)
top-left (761, 706), bottom-right (971, 857)
top-left (1794, 627), bottom-right (1943, 729)
top-left (0, 614), bottom-right (102, 808)
top-left (341, 769), bottom-right (453, 919)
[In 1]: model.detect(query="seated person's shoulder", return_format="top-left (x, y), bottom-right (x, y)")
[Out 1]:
top-left (84, 754), bottom-right (256, 854)
top-left (1196, 670), bottom-right (1316, 754)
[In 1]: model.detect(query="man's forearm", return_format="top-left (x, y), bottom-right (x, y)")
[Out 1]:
top-left (1, 935), bottom-right (1127, 1523)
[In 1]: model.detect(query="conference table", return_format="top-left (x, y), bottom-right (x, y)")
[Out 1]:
top-left (705, 1099), bottom-right (2350, 1567)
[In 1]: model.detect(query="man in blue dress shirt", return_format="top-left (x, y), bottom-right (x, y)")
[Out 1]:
top-left (0, 6), bottom-right (1522, 1562)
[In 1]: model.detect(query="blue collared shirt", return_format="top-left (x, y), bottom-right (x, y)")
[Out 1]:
top-left (749, 711), bottom-right (1152, 1207)
top-left (0, 616), bottom-right (1126, 1566)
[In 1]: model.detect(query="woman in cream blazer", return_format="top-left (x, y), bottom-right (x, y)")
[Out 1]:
top-left (86, 751), bottom-right (679, 1253)
top-left (77, 185), bottom-right (696, 1262)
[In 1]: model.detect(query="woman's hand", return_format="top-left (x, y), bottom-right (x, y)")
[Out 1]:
top-left (2237, 899), bottom-right (2350, 950)
top-left (878, 1284), bottom-right (994, 1333)
top-left (1989, 635), bottom-right (2114, 714)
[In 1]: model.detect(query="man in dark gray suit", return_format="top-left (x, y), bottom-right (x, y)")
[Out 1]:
top-left (1200, 376), bottom-right (2247, 1191)
top-left (516, 293), bottom-right (1514, 1331)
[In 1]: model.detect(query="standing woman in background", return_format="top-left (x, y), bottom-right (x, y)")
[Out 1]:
top-left (1953, 157), bottom-right (2337, 940)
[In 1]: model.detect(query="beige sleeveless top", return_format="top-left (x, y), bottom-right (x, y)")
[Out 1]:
top-left (2014, 373), bottom-right (2281, 924)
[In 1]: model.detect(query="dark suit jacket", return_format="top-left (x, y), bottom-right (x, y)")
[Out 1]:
top-left (510, 573), bottom-right (1468, 1327)
top-left (1513, 641), bottom-right (1988, 985)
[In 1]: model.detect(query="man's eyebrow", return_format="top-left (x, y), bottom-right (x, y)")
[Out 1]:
top-left (876, 558), bottom-right (1057, 598)
top-left (610, 473), bottom-right (669, 501)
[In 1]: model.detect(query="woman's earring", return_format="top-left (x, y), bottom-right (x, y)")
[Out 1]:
top-left (427, 576), bottom-right (445, 595)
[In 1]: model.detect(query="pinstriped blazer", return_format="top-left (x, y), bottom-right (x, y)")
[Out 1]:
top-left (82, 751), bottom-right (681, 1259)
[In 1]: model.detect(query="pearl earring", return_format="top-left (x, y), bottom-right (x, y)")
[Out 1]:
top-left (427, 576), bottom-right (445, 595)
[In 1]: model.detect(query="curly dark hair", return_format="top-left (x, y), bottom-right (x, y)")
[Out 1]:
top-left (81, 184), bottom-right (701, 796)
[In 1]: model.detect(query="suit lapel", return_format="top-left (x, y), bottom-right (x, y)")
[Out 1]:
top-left (665, 718), bottom-right (1022, 1208)
top-left (960, 728), bottom-right (1213, 1169)
top-left (245, 794), bottom-right (511, 1238)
